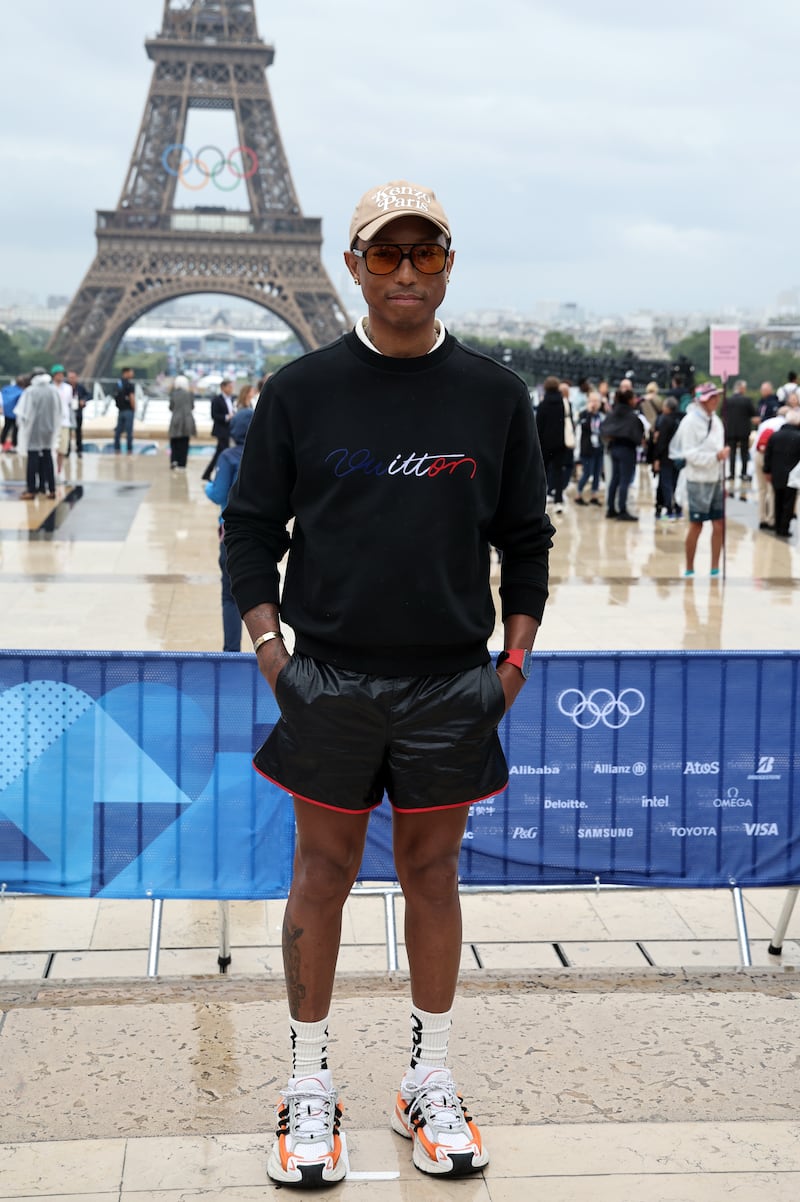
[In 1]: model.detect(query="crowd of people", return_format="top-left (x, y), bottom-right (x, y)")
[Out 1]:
top-left (534, 369), bottom-right (800, 571)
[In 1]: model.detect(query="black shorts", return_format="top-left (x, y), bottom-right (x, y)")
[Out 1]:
top-left (254, 653), bottom-right (508, 814)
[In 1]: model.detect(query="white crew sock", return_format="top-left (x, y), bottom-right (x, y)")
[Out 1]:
top-left (289, 1016), bottom-right (330, 1079)
top-left (409, 1005), bottom-right (453, 1070)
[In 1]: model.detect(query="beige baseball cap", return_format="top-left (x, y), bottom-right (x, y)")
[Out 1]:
top-left (349, 180), bottom-right (451, 247)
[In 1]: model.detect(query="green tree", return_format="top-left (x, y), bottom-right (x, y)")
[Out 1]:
top-left (541, 330), bottom-right (586, 354)
top-left (0, 329), bottom-right (20, 376)
top-left (111, 349), bottom-right (169, 378)
top-left (670, 327), bottom-right (800, 389)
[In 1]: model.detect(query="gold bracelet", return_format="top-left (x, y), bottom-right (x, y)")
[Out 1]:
top-left (252, 630), bottom-right (284, 654)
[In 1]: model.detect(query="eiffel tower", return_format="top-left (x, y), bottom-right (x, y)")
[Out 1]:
top-left (49, 0), bottom-right (348, 377)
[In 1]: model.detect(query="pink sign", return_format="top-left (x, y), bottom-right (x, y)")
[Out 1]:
top-left (710, 327), bottom-right (740, 380)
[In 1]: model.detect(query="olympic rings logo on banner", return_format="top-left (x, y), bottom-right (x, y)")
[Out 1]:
top-left (556, 688), bottom-right (646, 730)
top-left (162, 143), bottom-right (259, 191)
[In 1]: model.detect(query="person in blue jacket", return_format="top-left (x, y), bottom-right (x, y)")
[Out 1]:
top-left (204, 406), bottom-right (254, 651)
top-left (1, 375), bottom-right (26, 450)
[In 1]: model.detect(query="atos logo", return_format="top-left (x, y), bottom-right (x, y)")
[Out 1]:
top-left (511, 826), bottom-right (539, 840)
top-left (684, 761), bottom-right (719, 775)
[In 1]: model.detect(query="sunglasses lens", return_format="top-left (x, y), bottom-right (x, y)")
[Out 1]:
top-left (364, 246), bottom-right (402, 274)
top-left (362, 244), bottom-right (448, 274)
top-left (411, 245), bottom-right (447, 273)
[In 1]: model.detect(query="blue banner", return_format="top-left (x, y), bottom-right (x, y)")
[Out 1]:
top-left (1, 651), bottom-right (798, 896)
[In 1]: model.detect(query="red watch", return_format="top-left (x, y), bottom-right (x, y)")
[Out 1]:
top-left (496, 649), bottom-right (532, 679)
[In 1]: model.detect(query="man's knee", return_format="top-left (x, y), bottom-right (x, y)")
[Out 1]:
top-left (292, 844), bottom-right (362, 905)
top-left (397, 849), bottom-right (461, 904)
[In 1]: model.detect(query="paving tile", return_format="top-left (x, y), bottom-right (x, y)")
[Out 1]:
top-left (0, 897), bottom-right (99, 953)
top-left (473, 941), bottom-right (563, 969)
top-left (0, 953), bottom-right (49, 981)
top-left (90, 899), bottom-right (271, 952)
top-left (121, 1133), bottom-right (266, 1191)
top-left (0, 1138), bottom-right (125, 1196)
top-left (666, 888), bottom-right (775, 939)
top-left (460, 891), bottom-right (608, 941)
top-left (484, 1121), bottom-right (800, 1177)
top-left (643, 938), bottom-right (800, 968)
top-left (487, 1174), bottom-right (800, 1202)
top-left (558, 940), bottom-right (649, 967)
top-left (586, 891), bottom-right (695, 940)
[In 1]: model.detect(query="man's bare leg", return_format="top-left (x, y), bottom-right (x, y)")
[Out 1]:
top-left (283, 798), bottom-right (370, 1020)
top-left (392, 805), bottom-right (470, 1011)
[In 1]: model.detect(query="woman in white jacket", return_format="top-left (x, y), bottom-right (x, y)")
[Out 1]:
top-left (670, 382), bottom-right (729, 577)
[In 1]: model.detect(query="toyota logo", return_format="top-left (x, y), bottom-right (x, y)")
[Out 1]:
top-left (557, 688), bottom-right (646, 729)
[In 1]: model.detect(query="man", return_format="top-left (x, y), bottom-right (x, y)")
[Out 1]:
top-left (723, 380), bottom-right (756, 495)
top-left (763, 408), bottom-right (800, 538)
top-left (15, 367), bottom-right (61, 499)
top-left (50, 364), bottom-right (74, 482)
top-left (223, 179), bottom-right (554, 1188)
top-left (202, 376), bottom-right (236, 481)
top-left (205, 406), bottom-right (253, 649)
top-left (776, 370), bottom-right (800, 408)
top-left (670, 382), bottom-right (729, 576)
top-left (66, 369), bottom-right (90, 457)
top-left (1, 374), bottom-right (26, 451)
top-left (114, 367), bottom-right (136, 453)
top-left (757, 380), bottom-right (780, 423)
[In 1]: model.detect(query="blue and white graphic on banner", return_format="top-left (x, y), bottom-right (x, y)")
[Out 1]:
top-left (0, 653), bottom-right (294, 898)
top-left (1, 652), bottom-right (798, 897)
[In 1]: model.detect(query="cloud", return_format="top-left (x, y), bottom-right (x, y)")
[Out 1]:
top-left (1, 0), bottom-right (798, 317)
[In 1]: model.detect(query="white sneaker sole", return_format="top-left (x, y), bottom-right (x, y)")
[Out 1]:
top-left (391, 1104), bottom-right (488, 1176)
top-left (267, 1140), bottom-right (346, 1187)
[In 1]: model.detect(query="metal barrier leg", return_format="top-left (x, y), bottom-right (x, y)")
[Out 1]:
top-left (147, 898), bottom-right (163, 977)
top-left (731, 886), bottom-right (752, 967)
top-left (384, 892), bottom-right (399, 972)
top-left (217, 900), bottom-right (232, 973)
top-left (768, 887), bottom-right (799, 956)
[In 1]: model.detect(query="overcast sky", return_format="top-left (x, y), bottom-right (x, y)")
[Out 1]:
top-left (3, 0), bottom-right (798, 319)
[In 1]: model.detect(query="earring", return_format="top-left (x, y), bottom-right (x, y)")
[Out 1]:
top-left (353, 277), bottom-right (360, 285)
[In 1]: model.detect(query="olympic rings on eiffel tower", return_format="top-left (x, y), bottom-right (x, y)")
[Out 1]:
top-left (161, 143), bottom-right (259, 191)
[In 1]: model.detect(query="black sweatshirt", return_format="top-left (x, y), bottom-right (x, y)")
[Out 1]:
top-left (223, 330), bottom-right (555, 676)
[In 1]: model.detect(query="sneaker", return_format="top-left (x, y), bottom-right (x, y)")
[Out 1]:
top-left (391, 1066), bottom-right (488, 1177)
top-left (553, 502), bottom-right (564, 514)
top-left (616, 511), bottom-right (638, 522)
top-left (267, 1071), bottom-right (346, 1188)
top-left (574, 496), bottom-right (587, 506)
top-left (589, 497), bottom-right (602, 507)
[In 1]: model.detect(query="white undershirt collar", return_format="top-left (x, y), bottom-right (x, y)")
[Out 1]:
top-left (355, 315), bottom-right (446, 356)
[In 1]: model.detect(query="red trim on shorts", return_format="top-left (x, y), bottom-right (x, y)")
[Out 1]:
top-left (390, 779), bottom-right (509, 815)
top-left (252, 762), bottom-right (382, 815)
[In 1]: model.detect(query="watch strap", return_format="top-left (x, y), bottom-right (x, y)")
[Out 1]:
top-left (497, 648), bottom-right (531, 679)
